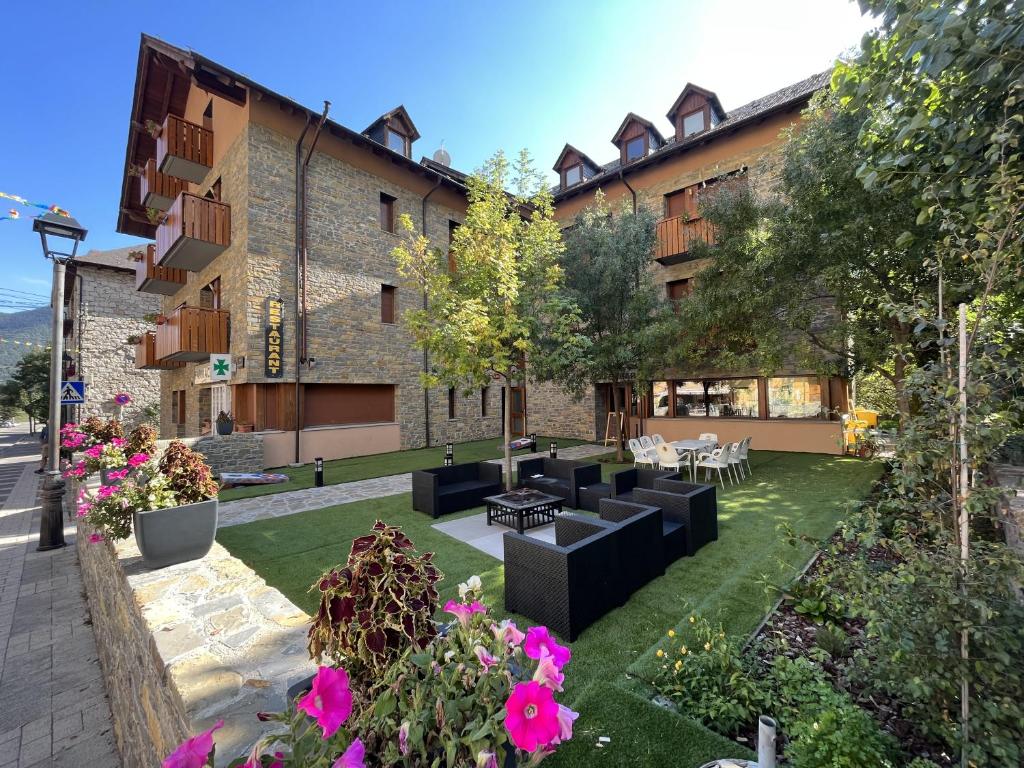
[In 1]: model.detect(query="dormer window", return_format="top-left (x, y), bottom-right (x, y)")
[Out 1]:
top-left (386, 129), bottom-right (407, 155)
top-left (565, 164), bottom-right (582, 187)
top-left (554, 143), bottom-right (600, 192)
top-left (682, 110), bottom-right (706, 137)
top-left (625, 135), bottom-right (646, 161)
top-left (362, 105), bottom-right (420, 160)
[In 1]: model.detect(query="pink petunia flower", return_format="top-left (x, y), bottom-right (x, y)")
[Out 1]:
top-left (84, 444), bottom-right (103, 459)
top-left (474, 645), bottom-right (499, 671)
top-left (443, 599), bottom-right (487, 628)
top-left (297, 666), bottom-right (353, 739)
top-left (97, 485), bottom-right (118, 500)
top-left (504, 681), bottom-right (560, 752)
top-left (128, 452), bottom-right (151, 467)
top-left (105, 468), bottom-right (130, 481)
top-left (162, 719), bottom-right (223, 768)
top-left (76, 502), bottom-right (92, 519)
top-left (269, 752), bottom-right (285, 768)
top-left (523, 627), bottom-right (571, 669)
top-left (491, 619), bottom-right (526, 650)
top-left (88, 533), bottom-right (104, 544)
top-left (332, 738), bottom-right (365, 768)
top-left (398, 721), bottom-right (410, 756)
top-left (111, 437), bottom-right (126, 448)
top-left (532, 652), bottom-right (564, 692)
top-left (550, 704), bottom-right (579, 746)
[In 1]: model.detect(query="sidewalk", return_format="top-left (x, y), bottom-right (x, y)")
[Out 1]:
top-left (0, 432), bottom-right (120, 768)
top-left (218, 442), bottom-right (614, 528)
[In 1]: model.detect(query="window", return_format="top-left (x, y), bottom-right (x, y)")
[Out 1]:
top-left (171, 390), bottom-right (186, 425)
top-left (768, 376), bottom-right (823, 419)
top-left (303, 383), bottom-right (395, 427)
top-left (682, 110), bottom-right (706, 137)
top-left (625, 135), bottom-right (645, 161)
top-left (666, 279), bottom-right (692, 302)
top-left (666, 186), bottom-right (699, 219)
top-left (386, 129), bottom-right (407, 155)
top-left (204, 177), bottom-right (222, 202)
top-left (564, 164), bottom-right (582, 187)
top-left (448, 387), bottom-right (456, 420)
top-left (200, 277), bottom-right (221, 309)
top-left (674, 380), bottom-right (708, 417)
top-left (379, 193), bottom-right (396, 232)
top-left (481, 386), bottom-right (489, 417)
top-left (672, 378), bottom-right (759, 418)
top-left (651, 381), bottom-right (670, 417)
top-left (381, 284), bottom-right (396, 323)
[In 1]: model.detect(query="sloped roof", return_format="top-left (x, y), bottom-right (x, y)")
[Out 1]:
top-left (552, 143), bottom-right (602, 173)
top-left (363, 104), bottom-right (421, 142)
top-left (74, 245), bottom-right (148, 272)
top-left (667, 82), bottom-right (726, 121)
top-left (611, 112), bottom-right (666, 146)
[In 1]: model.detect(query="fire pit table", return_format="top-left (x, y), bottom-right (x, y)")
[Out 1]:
top-left (484, 489), bottom-right (564, 535)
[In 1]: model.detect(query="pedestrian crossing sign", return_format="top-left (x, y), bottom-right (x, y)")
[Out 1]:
top-left (60, 380), bottom-right (85, 404)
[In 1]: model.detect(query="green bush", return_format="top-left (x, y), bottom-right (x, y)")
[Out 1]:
top-left (783, 576), bottom-right (846, 625)
top-left (814, 624), bottom-right (851, 659)
top-left (786, 705), bottom-right (898, 768)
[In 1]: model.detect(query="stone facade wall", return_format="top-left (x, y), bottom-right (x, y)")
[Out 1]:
top-left (525, 380), bottom-right (598, 441)
top-left (153, 433), bottom-right (264, 475)
top-left (77, 519), bottom-right (312, 768)
top-left (68, 265), bottom-right (161, 426)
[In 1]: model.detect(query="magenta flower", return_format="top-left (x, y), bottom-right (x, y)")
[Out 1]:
top-left (491, 619), bottom-right (526, 650)
top-left (550, 704), bottom-right (579, 745)
top-left (111, 437), bottom-right (126, 448)
top-left (443, 599), bottom-right (487, 628)
top-left (398, 721), bottom-right (410, 756)
top-left (162, 719), bottom-right (223, 768)
top-left (97, 485), bottom-right (117, 500)
top-left (297, 666), bottom-right (353, 739)
top-left (269, 752), bottom-right (285, 768)
top-left (84, 444), bottom-right (103, 459)
top-left (128, 452), bottom-right (150, 467)
top-left (504, 681), bottom-right (560, 752)
top-left (61, 432), bottom-right (86, 449)
top-left (523, 626), bottom-right (571, 669)
top-left (105, 468), bottom-right (130, 481)
top-left (88, 533), bottom-right (104, 544)
top-left (474, 645), bottom-right (499, 671)
top-left (76, 502), bottom-right (92, 519)
top-left (532, 652), bottom-right (564, 692)
top-left (332, 738), bottom-right (365, 768)
top-left (63, 463), bottom-right (85, 479)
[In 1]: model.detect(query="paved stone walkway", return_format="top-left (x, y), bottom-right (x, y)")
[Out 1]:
top-left (218, 443), bottom-right (613, 528)
top-left (0, 429), bottom-right (120, 768)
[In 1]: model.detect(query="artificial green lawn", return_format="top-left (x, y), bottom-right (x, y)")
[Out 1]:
top-left (219, 434), bottom-right (589, 502)
top-left (218, 450), bottom-right (882, 767)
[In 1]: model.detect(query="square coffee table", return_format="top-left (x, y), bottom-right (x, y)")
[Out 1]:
top-left (484, 489), bottom-right (564, 535)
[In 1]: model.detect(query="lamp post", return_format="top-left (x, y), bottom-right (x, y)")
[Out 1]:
top-left (33, 211), bottom-right (87, 551)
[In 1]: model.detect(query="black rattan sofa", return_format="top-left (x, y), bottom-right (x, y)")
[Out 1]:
top-left (631, 479), bottom-right (718, 559)
top-left (503, 514), bottom-right (622, 641)
top-left (517, 457), bottom-right (601, 509)
top-left (412, 462), bottom-right (503, 518)
top-left (610, 468), bottom-right (681, 503)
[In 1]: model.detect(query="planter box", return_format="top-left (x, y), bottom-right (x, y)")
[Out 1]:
top-left (133, 499), bottom-right (218, 569)
top-left (100, 466), bottom-right (129, 486)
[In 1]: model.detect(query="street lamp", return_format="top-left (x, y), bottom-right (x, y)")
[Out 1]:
top-left (33, 211), bottom-right (87, 551)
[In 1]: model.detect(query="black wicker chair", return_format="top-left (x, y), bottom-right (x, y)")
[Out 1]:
top-left (517, 457), bottom-right (601, 509)
top-left (632, 480), bottom-right (718, 559)
top-left (503, 514), bottom-right (622, 641)
top-left (577, 482), bottom-right (612, 513)
top-left (610, 468), bottom-right (681, 503)
top-left (597, 498), bottom-right (665, 594)
top-left (412, 462), bottom-right (503, 518)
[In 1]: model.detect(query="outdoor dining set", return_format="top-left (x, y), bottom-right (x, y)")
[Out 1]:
top-left (628, 433), bottom-right (753, 488)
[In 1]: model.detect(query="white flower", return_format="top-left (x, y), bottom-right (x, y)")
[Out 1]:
top-left (458, 574), bottom-right (482, 599)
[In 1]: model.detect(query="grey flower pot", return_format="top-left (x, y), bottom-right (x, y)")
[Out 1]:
top-left (216, 420), bottom-right (234, 436)
top-left (133, 499), bottom-right (218, 569)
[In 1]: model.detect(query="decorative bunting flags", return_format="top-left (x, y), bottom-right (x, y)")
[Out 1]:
top-left (0, 192), bottom-right (71, 222)
top-left (0, 338), bottom-right (50, 349)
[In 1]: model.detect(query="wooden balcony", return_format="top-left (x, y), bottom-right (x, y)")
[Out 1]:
top-left (135, 331), bottom-right (184, 370)
top-left (156, 192), bottom-right (231, 272)
top-left (155, 306), bottom-right (230, 362)
top-left (134, 244), bottom-right (186, 295)
top-left (655, 216), bottom-right (716, 263)
top-left (157, 114), bottom-right (213, 184)
top-left (140, 158), bottom-right (189, 211)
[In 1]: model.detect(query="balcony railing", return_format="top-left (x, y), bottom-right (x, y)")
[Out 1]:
top-left (155, 306), bottom-right (230, 362)
top-left (140, 158), bottom-right (189, 212)
top-left (156, 192), bottom-right (231, 272)
top-left (135, 331), bottom-right (184, 370)
top-left (655, 216), bottom-right (715, 262)
top-left (157, 114), bottom-right (213, 184)
top-left (135, 244), bottom-right (186, 295)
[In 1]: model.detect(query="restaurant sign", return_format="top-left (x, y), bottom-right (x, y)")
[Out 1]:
top-left (265, 297), bottom-right (284, 378)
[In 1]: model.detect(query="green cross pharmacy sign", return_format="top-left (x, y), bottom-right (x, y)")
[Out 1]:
top-left (210, 354), bottom-right (232, 381)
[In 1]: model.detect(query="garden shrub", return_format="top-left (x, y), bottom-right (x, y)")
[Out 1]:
top-left (782, 575), bottom-right (846, 625)
top-left (125, 422), bottom-right (157, 457)
top-left (157, 440), bottom-right (219, 503)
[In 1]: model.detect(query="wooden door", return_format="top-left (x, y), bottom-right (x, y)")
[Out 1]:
top-left (510, 386), bottom-right (526, 437)
top-left (666, 184), bottom-right (699, 220)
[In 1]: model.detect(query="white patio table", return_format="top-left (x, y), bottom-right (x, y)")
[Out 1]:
top-left (670, 439), bottom-right (717, 481)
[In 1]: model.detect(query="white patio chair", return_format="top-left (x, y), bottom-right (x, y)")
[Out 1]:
top-left (652, 434), bottom-right (666, 445)
top-left (698, 432), bottom-right (719, 449)
top-left (628, 438), bottom-right (657, 469)
top-left (726, 441), bottom-right (745, 481)
top-left (695, 446), bottom-right (733, 488)
top-left (656, 442), bottom-right (689, 479)
top-left (639, 435), bottom-right (656, 451)
top-left (737, 436), bottom-right (753, 476)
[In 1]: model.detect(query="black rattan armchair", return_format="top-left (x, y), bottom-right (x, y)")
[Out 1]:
top-left (610, 468), bottom-right (681, 503)
top-left (503, 514), bottom-right (621, 641)
top-left (597, 498), bottom-right (665, 593)
top-left (633, 480), bottom-right (718, 559)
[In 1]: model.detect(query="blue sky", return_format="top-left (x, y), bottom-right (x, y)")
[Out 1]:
top-left (0, 0), bottom-right (875, 309)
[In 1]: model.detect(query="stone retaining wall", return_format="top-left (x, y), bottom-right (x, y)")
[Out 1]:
top-left (155, 432), bottom-right (265, 474)
top-left (994, 464), bottom-right (1024, 555)
top-left (76, 517), bottom-right (313, 767)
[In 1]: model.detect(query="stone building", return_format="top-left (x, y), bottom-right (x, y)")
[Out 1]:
top-left (115, 35), bottom-right (501, 465)
top-left (538, 74), bottom-right (849, 454)
top-left (63, 245), bottom-right (162, 425)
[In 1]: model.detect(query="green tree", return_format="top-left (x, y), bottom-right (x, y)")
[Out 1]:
top-left (393, 150), bottom-right (586, 489)
top-left (556, 193), bottom-right (667, 461)
top-left (0, 349), bottom-right (50, 427)
top-left (665, 94), bottom-right (961, 420)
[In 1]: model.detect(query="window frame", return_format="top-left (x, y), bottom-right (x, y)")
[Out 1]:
top-left (379, 192), bottom-right (397, 233)
top-left (385, 128), bottom-right (408, 156)
top-left (380, 284), bottom-right (396, 324)
top-left (481, 386), bottom-right (489, 417)
top-left (624, 134), bottom-right (646, 162)
top-left (766, 375), bottom-right (825, 420)
top-left (448, 387), bottom-right (456, 420)
top-left (563, 163), bottom-right (583, 188)
top-left (681, 109), bottom-right (706, 137)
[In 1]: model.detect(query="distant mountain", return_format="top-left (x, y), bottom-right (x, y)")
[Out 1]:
top-left (0, 307), bottom-right (51, 380)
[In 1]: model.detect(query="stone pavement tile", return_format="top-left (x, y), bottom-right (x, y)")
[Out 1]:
top-left (17, 735), bottom-right (51, 767)
top-left (52, 732), bottom-right (119, 768)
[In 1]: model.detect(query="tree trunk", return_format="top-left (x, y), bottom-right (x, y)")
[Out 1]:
top-left (503, 379), bottom-right (513, 492)
top-left (611, 382), bottom-right (624, 462)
